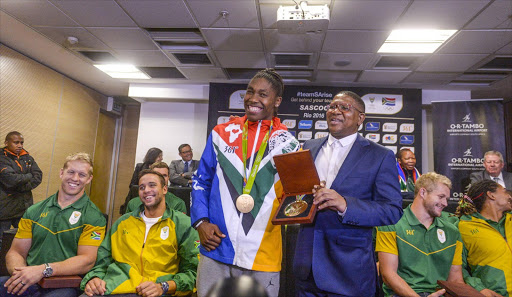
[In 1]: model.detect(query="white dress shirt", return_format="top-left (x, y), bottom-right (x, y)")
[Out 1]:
top-left (491, 172), bottom-right (506, 188)
top-left (315, 133), bottom-right (358, 189)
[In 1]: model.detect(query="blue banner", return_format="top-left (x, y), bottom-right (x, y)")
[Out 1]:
top-left (432, 100), bottom-right (505, 200)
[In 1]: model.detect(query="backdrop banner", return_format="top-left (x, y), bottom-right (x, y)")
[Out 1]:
top-left (432, 100), bottom-right (505, 201)
top-left (207, 83), bottom-right (422, 170)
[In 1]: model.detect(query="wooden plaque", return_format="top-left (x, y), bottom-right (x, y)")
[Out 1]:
top-left (272, 150), bottom-right (320, 225)
top-left (437, 280), bottom-right (485, 297)
top-left (38, 275), bottom-right (82, 288)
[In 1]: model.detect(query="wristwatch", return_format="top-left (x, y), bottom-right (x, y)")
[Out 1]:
top-left (42, 263), bottom-right (53, 278)
top-left (160, 281), bottom-right (169, 294)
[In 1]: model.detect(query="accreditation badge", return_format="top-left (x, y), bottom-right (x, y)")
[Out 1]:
top-left (437, 229), bottom-right (446, 243)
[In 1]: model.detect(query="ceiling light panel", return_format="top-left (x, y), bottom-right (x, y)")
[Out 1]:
top-left (94, 64), bottom-right (150, 79)
top-left (378, 29), bottom-right (457, 53)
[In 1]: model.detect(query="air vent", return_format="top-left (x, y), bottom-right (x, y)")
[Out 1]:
top-left (273, 53), bottom-right (311, 67)
top-left (146, 28), bottom-right (208, 51)
top-left (173, 53), bottom-right (212, 65)
top-left (138, 67), bottom-right (185, 79)
top-left (226, 69), bottom-right (259, 80)
top-left (449, 72), bottom-right (509, 86)
top-left (477, 56), bottom-right (512, 71)
top-left (374, 56), bottom-right (420, 69)
top-left (78, 51), bottom-right (118, 62)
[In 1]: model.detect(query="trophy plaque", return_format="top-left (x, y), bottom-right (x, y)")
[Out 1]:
top-left (272, 150), bottom-right (320, 225)
top-left (436, 280), bottom-right (485, 297)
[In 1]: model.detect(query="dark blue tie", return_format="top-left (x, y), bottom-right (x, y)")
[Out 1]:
top-left (184, 161), bottom-right (189, 173)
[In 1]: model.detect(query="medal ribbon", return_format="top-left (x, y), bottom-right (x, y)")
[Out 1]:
top-left (242, 120), bottom-right (273, 195)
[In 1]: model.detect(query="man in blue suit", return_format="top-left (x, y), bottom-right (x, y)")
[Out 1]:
top-left (293, 91), bottom-right (403, 297)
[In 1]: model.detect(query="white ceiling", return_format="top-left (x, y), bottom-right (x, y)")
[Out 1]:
top-left (1, 0), bottom-right (511, 100)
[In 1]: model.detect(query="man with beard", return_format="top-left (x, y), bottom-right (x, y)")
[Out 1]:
top-left (170, 144), bottom-right (199, 187)
top-left (397, 148), bottom-right (421, 193)
top-left (81, 170), bottom-right (199, 297)
top-left (293, 91), bottom-right (402, 297)
top-left (376, 172), bottom-right (464, 297)
top-left (1, 152), bottom-right (106, 297)
top-left (0, 131), bottom-right (42, 246)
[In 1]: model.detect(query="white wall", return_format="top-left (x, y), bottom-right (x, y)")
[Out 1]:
top-left (421, 90), bottom-right (471, 172)
top-left (135, 101), bottom-right (209, 166)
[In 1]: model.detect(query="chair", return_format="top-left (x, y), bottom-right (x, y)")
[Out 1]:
top-left (0, 228), bottom-right (18, 276)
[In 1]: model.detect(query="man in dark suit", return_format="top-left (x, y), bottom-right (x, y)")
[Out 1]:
top-left (169, 144), bottom-right (199, 187)
top-left (293, 91), bottom-right (403, 297)
top-left (470, 150), bottom-right (512, 189)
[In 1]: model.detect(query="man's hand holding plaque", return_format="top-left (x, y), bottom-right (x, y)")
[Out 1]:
top-left (312, 181), bottom-right (347, 213)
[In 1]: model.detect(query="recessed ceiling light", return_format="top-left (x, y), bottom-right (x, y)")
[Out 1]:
top-left (378, 29), bottom-right (457, 53)
top-left (94, 64), bottom-right (150, 79)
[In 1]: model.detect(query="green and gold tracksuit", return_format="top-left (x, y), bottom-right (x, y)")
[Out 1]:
top-left (458, 212), bottom-right (512, 296)
top-left (80, 204), bottom-right (199, 296)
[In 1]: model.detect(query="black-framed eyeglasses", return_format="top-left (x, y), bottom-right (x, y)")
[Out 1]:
top-left (181, 150), bottom-right (193, 154)
top-left (328, 102), bottom-right (364, 114)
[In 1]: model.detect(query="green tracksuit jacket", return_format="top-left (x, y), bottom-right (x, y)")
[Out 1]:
top-left (81, 204), bottom-right (199, 296)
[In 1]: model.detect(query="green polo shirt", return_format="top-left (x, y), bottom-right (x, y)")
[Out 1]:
top-left (16, 192), bottom-right (106, 266)
top-left (376, 205), bottom-right (463, 296)
top-left (125, 192), bottom-right (187, 214)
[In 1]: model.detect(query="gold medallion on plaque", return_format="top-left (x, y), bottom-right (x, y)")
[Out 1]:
top-left (284, 195), bottom-right (308, 217)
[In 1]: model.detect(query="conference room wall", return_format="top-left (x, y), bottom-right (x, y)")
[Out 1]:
top-left (135, 101), bottom-right (209, 167)
top-left (0, 45), bottom-right (105, 203)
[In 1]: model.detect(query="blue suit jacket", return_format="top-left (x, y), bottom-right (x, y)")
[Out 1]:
top-left (293, 134), bottom-right (403, 296)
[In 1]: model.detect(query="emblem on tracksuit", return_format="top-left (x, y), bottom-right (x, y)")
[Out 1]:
top-left (161, 226), bottom-right (169, 240)
top-left (69, 211), bottom-right (81, 225)
top-left (225, 123), bottom-right (242, 143)
top-left (437, 229), bottom-right (446, 243)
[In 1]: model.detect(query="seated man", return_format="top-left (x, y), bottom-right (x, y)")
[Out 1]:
top-left (376, 172), bottom-right (464, 297)
top-left (0, 152), bottom-right (106, 297)
top-left (169, 144), bottom-right (199, 187)
top-left (470, 150), bottom-right (512, 189)
top-left (81, 170), bottom-right (199, 297)
top-left (397, 148), bottom-right (421, 193)
top-left (125, 162), bottom-right (186, 215)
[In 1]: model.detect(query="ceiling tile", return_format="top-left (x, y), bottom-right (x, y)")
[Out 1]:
top-left (215, 51), bottom-right (267, 68)
top-left (322, 31), bottom-right (388, 53)
top-left (329, 0), bottom-right (409, 30)
top-left (178, 66), bottom-right (227, 80)
top-left (317, 53), bottom-right (374, 70)
top-left (115, 50), bottom-right (175, 67)
top-left (117, 0), bottom-right (197, 28)
top-left (34, 27), bottom-right (109, 50)
top-left (0, 0), bottom-right (78, 26)
top-left (202, 28), bottom-right (263, 51)
top-left (50, 0), bottom-right (136, 27)
top-left (403, 72), bottom-right (460, 84)
top-left (264, 29), bottom-right (325, 52)
top-left (466, 0), bottom-right (512, 29)
top-left (496, 41), bottom-right (512, 54)
top-left (438, 30), bottom-right (512, 54)
top-left (315, 70), bottom-right (359, 82)
top-left (396, 0), bottom-right (490, 29)
top-left (358, 70), bottom-right (411, 83)
top-left (188, 1), bottom-right (259, 28)
top-left (87, 28), bottom-right (158, 50)
top-left (417, 54), bottom-right (488, 72)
